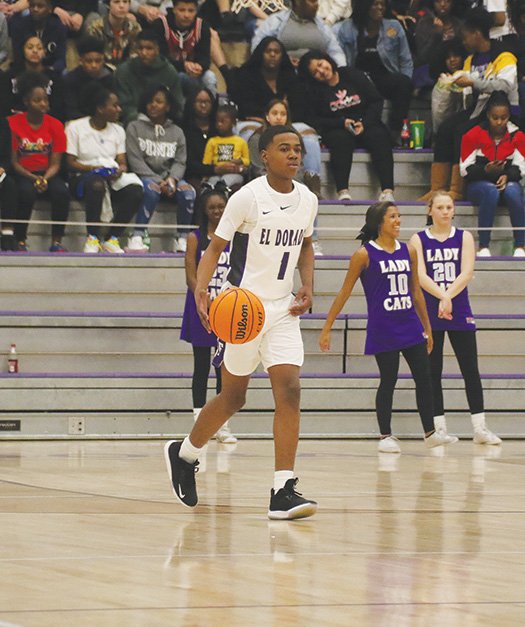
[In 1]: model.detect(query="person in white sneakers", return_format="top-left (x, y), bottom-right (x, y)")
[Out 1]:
top-left (180, 186), bottom-right (236, 444)
top-left (126, 84), bottom-right (196, 254)
top-left (410, 191), bottom-right (502, 445)
top-left (320, 201), bottom-right (458, 454)
top-left (66, 83), bottom-right (143, 253)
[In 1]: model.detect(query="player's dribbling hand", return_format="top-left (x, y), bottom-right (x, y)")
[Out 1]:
top-left (195, 288), bottom-right (212, 332)
top-left (319, 329), bottom-right (331, 352)
top-left (289, 286), bottom-right (312, 316)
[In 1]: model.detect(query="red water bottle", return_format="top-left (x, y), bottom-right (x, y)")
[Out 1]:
top-left (400, 119), bottom-right (410, 148)
top-left (8, 343), bottom-right (18, 373)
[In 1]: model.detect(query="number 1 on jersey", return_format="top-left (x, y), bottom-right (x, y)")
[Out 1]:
top-left (277, 251), bottom-right (290, 280)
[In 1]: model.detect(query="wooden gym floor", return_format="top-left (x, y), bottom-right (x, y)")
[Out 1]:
top-left (1, 438), bottom-right (524, 626)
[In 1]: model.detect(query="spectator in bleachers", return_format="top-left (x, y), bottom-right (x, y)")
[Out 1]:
top-left (0, 0), bottom-right (28, 20)
top-left (421, 7), bottom-right (518, 200)
top-left (336, 0), bottom-right (413, 143)
top-left (9, 71), bottom-right (70, 251)
top-left (510, 0), bottom-right (525, 123)
top-left (298, 49), bottom-right (395, 201)
top-left (252, 0), bottom-right (346, 67)
top-left (0, 116), bottom-right (18, 251)
top-left (53, 0), bottom-right (99, 33)
top-left (0, 13), bottom-right (8, 66)
top-left (226, 36), bottom-right (322, 195)
top-left (152, 0), bottom-right (217, 95)
top-left (86, 0), bottom-right (141, 71)
top-left (429, 38), bottom-right (466, 132)
top-left (115, 29), bottom-right (183, 124)
top-left (414, 0), bottom-right (463, 89)
top-left (64, 36), bottom-right (114, 121)
top-left (0, 36), bottom-right (65, 119)
top-left (459, 90), bottom-right (525, 257)
top-left (10, 0), bottom-right (67, 74)
top-left (202, 103), bottom-right (249, 192)
top-left (182, 86), bottom-right (219, 191)
top-left (126, 84), bottom-right (196, 253)
top-left (66, 84), bottom-right (144, 253)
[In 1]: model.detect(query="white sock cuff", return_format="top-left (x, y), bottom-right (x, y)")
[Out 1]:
top-left (179, 436), bottom-right (204, 464)
top-left (471, 412), bottom-right (486, 430)
top-left (434, 415), bottom-right (446, 431)
top-left (274, 470), bottom-right (294, 492)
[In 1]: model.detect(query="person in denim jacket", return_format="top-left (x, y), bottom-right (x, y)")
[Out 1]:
top-left (335, 0), bottom-right (413, 142)
top-left (251, 0), bottom-right (346, 67)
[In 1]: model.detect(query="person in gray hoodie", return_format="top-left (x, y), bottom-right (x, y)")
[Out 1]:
top-left (126, 84), bottom-right (196, 253)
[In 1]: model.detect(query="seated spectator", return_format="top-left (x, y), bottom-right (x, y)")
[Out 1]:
top-left (115, 29), bottom-right (183, 124)
top-left (64, 36), bottom-right (114, 121)
top-left (421, 7), bottom-right (518, 200)
top-left (483, 0), bottom-right (516, 48)
top-left (336, 0), bottom-right (413, 143)
top-left (53, 0), bottom-right (99, 33)
top-left (9, 0), bottom-right (67, 74)
top-left (202, 104), bottom-right (249, 192)
top-left (226, 36), bottom-right (322, 195)
top-left (430, 38), bottom-right (466, 133)
top-left (152, 0), bottom-right (217, 94)
top-left (0, 116), bottom-right (18, 251)
top-left (0, 36), bottom-right (65, 119)
top-left (0, 0), bottom-right (28, 20)
top-left (0, 13), bottom-right (8, 66)
top-left (298, 49), bottom-right (395, 201)
top-left (126, 84), bottom-right (196, 253)
top-left (87, 0), bottom-right (142, 71)
top-left (8, 71), bottom-right (70, 252)
top-left (182, 86), bottom-right (220, 191)
top-left (460, 90), bottom-right (525, 257)
top-left (414, 0), bottom-right (463, 89)
top-left (252, 0), bottom-right (346, 67)
top-left (66, 84), bottom-right (144, 253)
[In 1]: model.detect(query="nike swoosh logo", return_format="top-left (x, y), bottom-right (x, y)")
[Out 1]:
top-left (280, 206), bottom-right (291, 211)
top-left (179, 489), bottom-right (185, 498)
top-left (262, 210), bottom-right (272, 215)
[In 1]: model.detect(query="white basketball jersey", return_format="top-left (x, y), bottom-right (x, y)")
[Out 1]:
top-left (224, 177), bottom-right (317, 300)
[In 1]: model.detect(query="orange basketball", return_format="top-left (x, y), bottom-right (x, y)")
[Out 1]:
top-left (209, 287), bottom-right (265, 344)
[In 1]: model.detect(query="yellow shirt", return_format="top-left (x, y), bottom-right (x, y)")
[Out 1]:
top-left (202, 135), bottom-right (250, 167)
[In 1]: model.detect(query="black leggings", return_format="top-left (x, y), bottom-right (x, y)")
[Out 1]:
top-left (14, 173), bottom-right (70, 241)
top-left (369, 71), bottom-right (413, 133)
top-left (429, 330), bottom-right (484, 417)
top-left (192, 345), bottom-right (222, 408)
top-left (322, 122), bottom-right (394, 192)
top-left (374, 342), bottom-right (434, 435)
top-left (71, 175), bottom-right (143, 238)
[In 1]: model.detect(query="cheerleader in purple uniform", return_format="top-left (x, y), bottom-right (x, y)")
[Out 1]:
top-left (320, 202), bottom-right (457, 453)
top-left (409, 192), bottom-right (502, 444)
top-left (180, 188), bottom-right (237, 443)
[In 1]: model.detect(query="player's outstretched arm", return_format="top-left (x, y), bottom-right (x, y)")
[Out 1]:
top-left (195, 234), bottom-right (229, 332)
top-left (290, 236), bottom-right (315, 317)
top-left (319, 247), bottom-right (368, 352)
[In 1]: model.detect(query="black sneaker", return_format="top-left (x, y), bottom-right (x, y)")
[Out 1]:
top-left (164, 440), bottom-right (199, 507)
top-left (268, 478), bottom-right (318, 520)
top-left (0, 233), bottom-right (17, 251)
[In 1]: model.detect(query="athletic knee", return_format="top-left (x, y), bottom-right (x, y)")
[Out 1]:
top-left (222, 389), bottom-right (246, 413)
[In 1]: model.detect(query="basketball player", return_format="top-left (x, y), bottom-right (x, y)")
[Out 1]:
top-left (409, 192), bottom-right (502, 444)
top-left (319, 202), bottom-right (457, 453)
top-left (165, 125), bottom-right (318, 519)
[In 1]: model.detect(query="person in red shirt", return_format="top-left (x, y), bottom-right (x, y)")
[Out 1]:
top-left (9, 71), bottom-right (70, 252)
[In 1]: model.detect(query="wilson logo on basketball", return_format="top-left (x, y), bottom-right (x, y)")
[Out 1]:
top-left (235, 304), bottom-right (249, 340)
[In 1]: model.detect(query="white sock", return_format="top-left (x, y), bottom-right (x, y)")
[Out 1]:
top-left (179, 436), bottom-right (204, 464)
top-left (471, 412), bottom-right (486, 431)
top-left (274, 470), bottom-right (294, 492)
top-left (193, 408), bottom-right (202, 422)
top-left (434, 415), bottom-right (447, 432)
